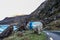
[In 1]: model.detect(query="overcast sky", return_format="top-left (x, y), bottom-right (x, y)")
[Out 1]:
top-left (0, 0), bottom-right (45, 20)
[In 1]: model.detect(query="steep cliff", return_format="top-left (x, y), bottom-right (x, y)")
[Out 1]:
top-left (30, 0), bottom-right (60, 29)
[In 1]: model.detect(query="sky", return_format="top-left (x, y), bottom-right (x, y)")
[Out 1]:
top-left (0, 0), bottom-right (45, 20)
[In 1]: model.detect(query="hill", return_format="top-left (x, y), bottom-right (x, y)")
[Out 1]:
top-left (29, 0), bottom-right (60, 30)
top-left (0, 0), bottom-right (60, 30)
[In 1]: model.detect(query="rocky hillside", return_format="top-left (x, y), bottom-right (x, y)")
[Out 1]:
top-left (29, 0), bottom-right (60, 30)
top-left (0, 0), bottom-right (60, 30)
top-left (31, 0), bottom-right (60, 19)
top-left (0, 15), bottom-right (30, 26)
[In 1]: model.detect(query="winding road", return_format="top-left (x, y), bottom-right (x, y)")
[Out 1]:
top-left (43, 31), bottom-right (60, 40)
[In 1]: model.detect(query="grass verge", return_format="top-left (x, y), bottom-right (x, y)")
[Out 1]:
top-left (3, 31), bottom-right (46, 40)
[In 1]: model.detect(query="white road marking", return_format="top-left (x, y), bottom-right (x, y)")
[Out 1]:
top-left (50, 37), bottom-right (53, 40)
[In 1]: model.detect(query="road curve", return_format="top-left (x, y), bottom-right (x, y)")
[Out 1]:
top-left (43, 31), bottom-right (60, 40)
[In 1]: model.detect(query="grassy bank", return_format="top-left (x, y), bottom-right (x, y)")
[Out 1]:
top-left (3, 31), bottom-right (46, 40)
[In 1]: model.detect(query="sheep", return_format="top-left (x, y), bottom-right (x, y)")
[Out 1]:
top-left (26, 21), bottom-right (43, 34)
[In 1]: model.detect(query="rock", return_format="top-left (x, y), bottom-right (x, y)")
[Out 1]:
top-left (0, 25), bottom-right (13, 38)
top-left (17, 31), bottom-right (24, 37)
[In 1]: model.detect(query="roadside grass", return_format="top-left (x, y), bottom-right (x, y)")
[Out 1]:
top-left (3, 31), bottom-right (46, 40)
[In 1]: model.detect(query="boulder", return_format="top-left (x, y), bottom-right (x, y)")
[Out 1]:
top-left (0, 25), bottom-right (13, 38)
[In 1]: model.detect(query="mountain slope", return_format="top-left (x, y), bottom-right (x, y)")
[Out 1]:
top-left (0, 0), bottom-right (60, 30)
top-left (30, 0), bottom-right (60, 24)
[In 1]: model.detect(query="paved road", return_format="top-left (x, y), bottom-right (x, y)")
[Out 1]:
top-left (43, 31), bottom-right (60, 40)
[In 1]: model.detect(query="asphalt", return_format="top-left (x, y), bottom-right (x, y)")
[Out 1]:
top-left (43, 31), bottom-right (60, 40)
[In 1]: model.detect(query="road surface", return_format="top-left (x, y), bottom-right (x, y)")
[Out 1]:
top-left (43, 31), bottom-right (60, 40)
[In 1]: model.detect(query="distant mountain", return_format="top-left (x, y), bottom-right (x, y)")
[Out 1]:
top-left (0, 15), bottom-right (30, 25)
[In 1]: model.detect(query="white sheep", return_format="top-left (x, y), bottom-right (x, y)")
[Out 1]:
top-left (26, 21), bottom-right (43, 34)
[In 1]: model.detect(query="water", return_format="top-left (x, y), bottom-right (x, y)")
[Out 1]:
top-left (0, 25), bottom-right (18, 34)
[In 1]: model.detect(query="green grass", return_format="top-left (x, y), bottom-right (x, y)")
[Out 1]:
top-left (3, 31), bottom-right (46, 40)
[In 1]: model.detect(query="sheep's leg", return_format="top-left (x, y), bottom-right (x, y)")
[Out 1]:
top-left (33, 28), bottom-right (37, 33)
top-left (37, 27), bottom-right (41, 34)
